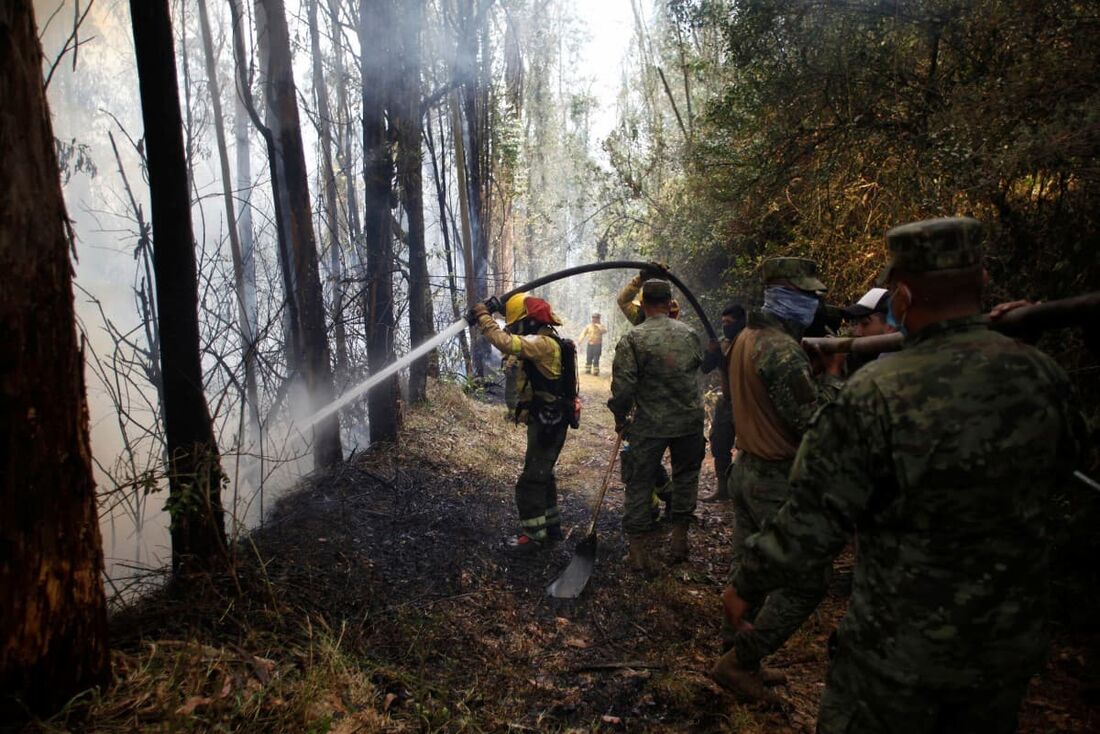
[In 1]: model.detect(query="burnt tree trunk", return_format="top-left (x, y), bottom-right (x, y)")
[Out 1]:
top-left (130, 0), bottom-right (228, 575)
top-left (361, 0), bottom-right (401, 442)
top-left (0, 2), bottom-right (109, 719)
top-left (455, 0), bottom-right (491, 376)
top-left (308, 0), bottom-right (349, 381)
top-left (196, 0), bottom-right (261, 452)
top-left (425, 105), bottom-right (473, 375)
top-left (255, 0), bottom-right (343, 467)
top-left (393, 0), bottom-right (435, 401)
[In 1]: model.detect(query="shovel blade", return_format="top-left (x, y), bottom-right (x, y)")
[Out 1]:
top-left (546, 534), bottom-right (598, 599)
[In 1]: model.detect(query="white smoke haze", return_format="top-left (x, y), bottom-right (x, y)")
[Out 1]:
top-left (35, 0), bottom-right (639, 595)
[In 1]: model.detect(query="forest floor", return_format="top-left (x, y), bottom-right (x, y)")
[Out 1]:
top-left (28, 376), bottom-right (1100, 733)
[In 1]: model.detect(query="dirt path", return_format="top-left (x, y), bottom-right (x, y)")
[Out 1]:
top-left (94, 377), bottom-right (1097, 733)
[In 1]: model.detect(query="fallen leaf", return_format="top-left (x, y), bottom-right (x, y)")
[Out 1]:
top-left (383, 693), bottom-right (398, 712)
top-left (176, 696), bottom-right (213, 715)
top-left (601, 714), bottom-right (622, 725)
top-left (564, 637), bottom-right (589, 649)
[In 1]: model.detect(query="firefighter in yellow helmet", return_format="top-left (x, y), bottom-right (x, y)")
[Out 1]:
top-left (467, 293), bottom-right (580, 553)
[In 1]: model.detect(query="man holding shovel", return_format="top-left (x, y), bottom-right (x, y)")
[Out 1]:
top-left (608, 279), bottom-right (705, 572)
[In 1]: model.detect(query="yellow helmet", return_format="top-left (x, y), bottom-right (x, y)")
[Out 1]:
top-left (504, 292), bottom-right (528, 325)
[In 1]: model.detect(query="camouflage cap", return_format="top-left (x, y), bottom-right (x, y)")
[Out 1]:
top-left (885, 217), bottom-right (983, 275)
top-left (762, 257), bottom-right (827, 293)
top-left (642, 279), bottom-right (673, 302)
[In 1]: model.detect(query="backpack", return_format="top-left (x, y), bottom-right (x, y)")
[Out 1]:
top-left (520, 332), bottom-right (581, 438)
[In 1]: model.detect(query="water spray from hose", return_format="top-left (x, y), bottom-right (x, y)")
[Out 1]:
top-left (298, 261), bottom-right (715, 430)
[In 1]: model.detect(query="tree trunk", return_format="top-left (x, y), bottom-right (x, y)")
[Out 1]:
top-left (255, 0), bottom-right (343, 467)
top-left (196, 0), bottom-right (261, 453)
top-left (234, 56), bottom-right (261, 449)
top-left (327, 0), bottom-right (363, 268)
top-left (0, 2), bottom-right (109, 719)
top-left (308, 0), bottom-right (349, 382)
top-left (393, 0), bottom-right (434, 402)
top-left (361, 0), bottom-right (401, 442)
top-left (456, 0), bottom-right (491, 375)
top-left (130, 0), bottom-right (228, 574)
top-left (450, 92), bottom-right (480, 371)
top-left (426, 106), bottom-right (473, 375)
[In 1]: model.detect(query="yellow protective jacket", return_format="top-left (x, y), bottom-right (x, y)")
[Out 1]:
top-left (616, 275), bottom-right (646, 325)
top-left (477, 313), bottom-right (562, 423)
top-left (578, 322), bottom-right (608, 346)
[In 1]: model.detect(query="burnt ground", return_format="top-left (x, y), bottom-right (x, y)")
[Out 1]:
top-left (35, 376), bottom-right (1100, 732)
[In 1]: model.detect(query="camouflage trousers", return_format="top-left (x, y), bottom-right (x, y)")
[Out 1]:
top-left (817, 649), bottom-right (1029, 734)
top-left (723, 452), bottom-right (827, 663)
top-left (515, 420), bottom-right (568, 540)
top-left (709, 396), bottom-right (734, 492)
top-left (621, 431), bottom-right (705, 535)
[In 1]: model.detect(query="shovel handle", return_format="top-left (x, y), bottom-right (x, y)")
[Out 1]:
top-left (586, 431), bottom-right (624, 536)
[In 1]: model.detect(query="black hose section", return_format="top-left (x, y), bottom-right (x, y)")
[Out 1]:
top-left (498, 260), bottom-right (718, 340)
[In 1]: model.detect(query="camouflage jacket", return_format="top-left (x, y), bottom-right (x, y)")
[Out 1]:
top-left (732, 316), bottom-right (1087, 688)
top-left (728, 309), bottom-right (842, 460)
top-left (608, 314), bottom-right (704, 437)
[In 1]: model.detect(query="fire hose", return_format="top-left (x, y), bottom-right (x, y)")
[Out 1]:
top-left (483, 260), bottom-right (718, 340)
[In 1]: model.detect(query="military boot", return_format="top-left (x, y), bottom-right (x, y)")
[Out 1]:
top-left (585, 364), bottom-right (592, 374)
top-left (710, 649), bottom-right (781, 705)
top-left (592, 366), bottom-right (600, 376)
top-left (669, 522), bottom-right (689, 563)
top-left (626, 533), bottom-right (659, 577)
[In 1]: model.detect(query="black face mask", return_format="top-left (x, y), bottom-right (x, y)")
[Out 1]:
top-left (723, 322), bottom-right (744, 341)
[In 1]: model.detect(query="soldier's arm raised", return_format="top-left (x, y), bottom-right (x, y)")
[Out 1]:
top-left (617, 277), bottom-right (644, 325)
top-left (731, 382), bottom-right (885, 601)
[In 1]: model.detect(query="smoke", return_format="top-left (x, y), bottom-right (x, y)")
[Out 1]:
top-left (34, 0), bottom-right (636, 589)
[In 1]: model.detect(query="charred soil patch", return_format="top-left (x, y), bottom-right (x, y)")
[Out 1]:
top-left (28, 378), bottom-right (1100, 732)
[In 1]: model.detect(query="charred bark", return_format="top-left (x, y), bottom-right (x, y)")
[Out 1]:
top-left (360, 0), bottom-right (401, 442)
top-left (130, 0), bottom-right (228, 575)
top-left (255, 0), bottom-right (343, 467)
top-left (0, 2), bottom-right (109, 719)
top-left (393, 0), bottom-right (435, 401)
top-left (308, 0), bottom-right (349, 382)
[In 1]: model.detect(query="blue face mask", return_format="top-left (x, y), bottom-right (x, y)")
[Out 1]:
top-left (763, 286), bottom-right (820, 327)
top-left (886, 296), bottom-right (908, 337)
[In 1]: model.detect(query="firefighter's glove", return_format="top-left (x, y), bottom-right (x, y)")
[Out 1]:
top-left (465, 302), bottom-right (490, 326)
top-left (485, 295), bottom-right (504, 315)
top-left (639, 260), bottom-right (670, 281)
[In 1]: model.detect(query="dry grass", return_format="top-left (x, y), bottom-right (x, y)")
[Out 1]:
top-left (17, 377), bottom-right (1097, 732)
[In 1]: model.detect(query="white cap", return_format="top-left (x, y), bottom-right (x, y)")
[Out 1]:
top-left (843, 288), bottom-right (889, 318)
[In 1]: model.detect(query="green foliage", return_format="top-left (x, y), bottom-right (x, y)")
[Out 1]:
top-left (603, 0), bottom-right (1100, 623)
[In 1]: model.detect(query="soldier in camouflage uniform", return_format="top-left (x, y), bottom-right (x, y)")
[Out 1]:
top-left (608, 280), bottom-right (705, 571)
top-left (719, 257), bottom-right (844, 699)
top-left (716, 218), bottom-right (1086, 732)
top-left (701, 303), bottom-right (746, 502)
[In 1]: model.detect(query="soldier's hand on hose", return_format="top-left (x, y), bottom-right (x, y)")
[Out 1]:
top-left (465, 302), bottom-right (490, 326)
top-left (806, 339), bottom-right (846, 377)
top-left (722, 585), bottom-right (753, 632)
top-left (614, 413), bottom-right (631, 435)
top-left (989, 299), bottom-right (1034, 321)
